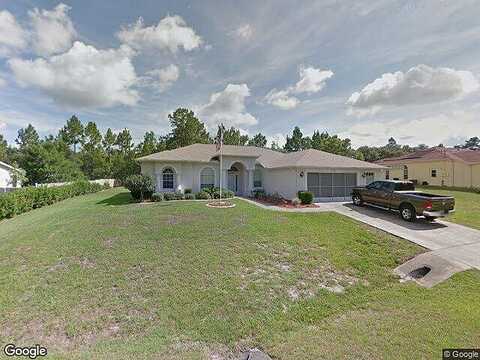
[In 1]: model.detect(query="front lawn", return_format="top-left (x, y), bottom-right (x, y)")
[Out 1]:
top-left (0, 188), bottom-right (479, 359)
top-left (418, 186), bottom-right (480, 230)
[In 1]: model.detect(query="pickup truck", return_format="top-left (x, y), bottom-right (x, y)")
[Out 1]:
top-left (351, 180), bottom-right (455, 222)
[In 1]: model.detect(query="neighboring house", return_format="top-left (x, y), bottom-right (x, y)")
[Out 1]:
top-left (376, 147), bottom-right (480, 188)
top-left (137, 144), bottom-right (386, 201)
top-left (0, 161), bottom-right (22, 192)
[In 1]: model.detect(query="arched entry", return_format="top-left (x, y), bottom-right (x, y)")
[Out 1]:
top-left (227, 162), bottom-right (246, 195)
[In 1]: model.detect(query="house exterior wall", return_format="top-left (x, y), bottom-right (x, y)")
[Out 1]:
top-left (263, 167), bottom-right (384, 200)
top-left (0, 166), bottom-right (20, 188)
top-left (385, 160), bottom-right (479, 188)
top-left (140, 161), bottom-right (385, 200)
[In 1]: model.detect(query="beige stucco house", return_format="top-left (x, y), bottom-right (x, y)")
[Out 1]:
top-left (137, 144), bottom-right (386, 201)
top-left (376, 147), bottom-right (480, 188)
top-left (0, 161), bottom-right (22, 191)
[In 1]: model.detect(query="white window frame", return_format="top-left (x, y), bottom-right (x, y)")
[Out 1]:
top-left (200, 166), bottom-right (215, 190)
top-left (253, 169), bottom-right (262, 188)
top-left (162, 167), bottom-right (175, 190)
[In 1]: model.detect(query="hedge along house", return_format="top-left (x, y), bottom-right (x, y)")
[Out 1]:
top-left (376, 147), bottom-right (480, 188)
top-left (137, 144), bottom-right (386, 201)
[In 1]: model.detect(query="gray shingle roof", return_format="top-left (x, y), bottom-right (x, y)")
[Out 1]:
top-left (137, 144), bottom-right (385, 169)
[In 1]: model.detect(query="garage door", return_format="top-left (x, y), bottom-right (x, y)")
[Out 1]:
top-left (307, 173), bottom-right (357, 199)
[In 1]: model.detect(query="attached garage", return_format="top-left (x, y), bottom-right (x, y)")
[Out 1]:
top-left (307, 172), bottom-right (357, 200)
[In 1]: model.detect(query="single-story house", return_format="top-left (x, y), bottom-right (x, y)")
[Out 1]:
top-left (0, 161), bottom-right (22, 192)
top-left (376, 147), bottom-right (480, 188)
top-left (137, 144), bottom-right (386, 201)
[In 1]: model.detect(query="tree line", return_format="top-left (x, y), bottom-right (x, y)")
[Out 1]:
top-left (1, 107), bottom-right (476, 186)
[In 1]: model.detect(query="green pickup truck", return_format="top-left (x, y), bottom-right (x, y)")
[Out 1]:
top-left (351, 180), bottom-right (455, 222)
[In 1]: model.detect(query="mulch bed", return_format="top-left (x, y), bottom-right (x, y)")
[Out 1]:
top-left (250, 198), bottom-right (319, 209)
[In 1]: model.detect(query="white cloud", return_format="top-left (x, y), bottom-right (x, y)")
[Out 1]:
top-left (264, 89), bottom-right (299, 110)
top-left (29, 3), bottom-right (76, 57)
top-left (264, 65), bottom-right (334, 109)
top-left (117, 15), bottom-right (202, 53)
top-left (9, 41), bottom-right (139, 108)
top-left (234, 24), bottom-right (254, 40)
top-left (0, 10), bottom-right (28, 57)
top-left (347, 64), bottom-right (479, 113)
top-left (143, 64), bottom-right (179, 92)
top-left (198, 84), bottom-right (257, 129)
top-left (341, 110), bottom-right (480, 147)
top-left (293, 66), bottom-right (334, 94)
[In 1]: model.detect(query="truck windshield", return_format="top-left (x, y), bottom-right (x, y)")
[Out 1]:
top-left (394, 182), bottom-right (415, 191)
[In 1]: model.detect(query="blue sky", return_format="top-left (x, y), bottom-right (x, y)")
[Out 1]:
top-left (0, 0), bottom-right (479, 147)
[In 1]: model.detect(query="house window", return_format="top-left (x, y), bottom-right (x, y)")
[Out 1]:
top-left (253, 169), bottom-right (262, 188)
top-left (162, 168), bottom-right (175, 189)
top-left (403, 165), bottom-right (408, 180)
top-left (431, 169), bottom-right (437, 178)
top-left (385, 169), bottom-right (390, 180)
top-left (200, 167), bottom-right (215, 189)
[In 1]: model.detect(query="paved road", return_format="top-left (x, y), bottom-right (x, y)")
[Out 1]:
top-left (321, 202), bottom-right (480, 270)
top-left (239, 198), bottom-right (480, 270)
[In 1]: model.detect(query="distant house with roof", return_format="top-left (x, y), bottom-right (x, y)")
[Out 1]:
top-left (0, 161), bottom-right (22, 191)
top-left (137, 144), bottom-right (386, 201)
top-left (376, 147), bottom-right (480, 188)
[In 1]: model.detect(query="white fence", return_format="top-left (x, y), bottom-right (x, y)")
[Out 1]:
top-left (36, 179), bottom-right (116, 188)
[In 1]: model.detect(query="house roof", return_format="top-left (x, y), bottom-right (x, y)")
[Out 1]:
top-left (376, 147), bottom-right (480, 165)
top-left (137, 144), bottom-right (385, 169)
top-left (0, 161), bottom-right (16, 170)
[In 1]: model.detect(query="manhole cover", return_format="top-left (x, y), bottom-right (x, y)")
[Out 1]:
top-left (408, 266), bottom-right (431, 279)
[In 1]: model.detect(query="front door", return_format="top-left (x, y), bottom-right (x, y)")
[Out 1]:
top-left (228, 173), bottom-right (238, 193)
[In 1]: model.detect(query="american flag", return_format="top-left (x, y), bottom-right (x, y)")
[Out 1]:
top-left (216, 123), bottom-right (224, 152)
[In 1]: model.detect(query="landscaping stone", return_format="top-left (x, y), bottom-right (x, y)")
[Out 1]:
top-left (239, 348), bottom-right (272, 360)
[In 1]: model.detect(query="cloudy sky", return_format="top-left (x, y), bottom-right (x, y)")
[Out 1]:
top-left (0, 0), bottom-right (479, 148)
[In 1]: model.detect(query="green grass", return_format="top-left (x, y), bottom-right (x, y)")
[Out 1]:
top-left (418, 186), bottom-right (480, 230)
top-left (0, 188), bottom-right (479, 359)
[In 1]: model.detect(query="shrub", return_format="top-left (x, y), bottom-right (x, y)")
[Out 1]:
top-left (184, 193), bottom-right (195, 200)
top-left (252, 189), bottom-right (266, 199)
top-left (0, 180), bottom-right (105, 220)
top-left (151, 192), bottom-right (163, 202)
top-left (174, 191), bottom-right (185, 200)
top-left (195, 191), bottom-right (211, 200)
top-left (163, 192), bottom-right (177, 201)
top-left (184, 188), bottom-right (192, 194)
top-left (422, 181), bottom-right (429, 186)
top-left (201, 186), bottom-right (215, 197)
top-left (212, 188), bottom-right (234, 199)
top-left (124, 174), bottom-right (155, 201)
top-left (298, 191), bottom-right (313, 204)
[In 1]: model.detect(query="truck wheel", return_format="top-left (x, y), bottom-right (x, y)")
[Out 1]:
top-left (400, 204), bottom-right (416, 222)
top-left (352, 194), bottom-right (363, 206)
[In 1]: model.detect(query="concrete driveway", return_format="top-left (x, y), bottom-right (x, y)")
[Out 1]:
top-left (323, 202), bottom-right (480, 270)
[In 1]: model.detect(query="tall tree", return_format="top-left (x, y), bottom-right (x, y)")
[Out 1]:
top-left (82, 122), bottom-right (102, 150)
top-left (16, 124), bottom-right (39, 149)
top-left (284, 126), bottom-right (310, 152)
top-left (167, 108), bottom-right (210, 149)
top-left (136, 131), bottom-right (159, 156)
top-left (59, 115), bottom-right (84, 153)
top-left (462, 136), bottom-right (480, 149)
top-left (0, 134), bottom-right (8, 162)
top-left (219, 126), bottom-right (249, 145)
top-left (116, 128), bottom-right (134, 155)
top-left (248, 133), bottom-right (267, 147)
top-left (102, 128), bottom-right (117, 155)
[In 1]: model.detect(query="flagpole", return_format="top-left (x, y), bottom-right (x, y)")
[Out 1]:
top-left (219, 125), bottom-right (223, 202)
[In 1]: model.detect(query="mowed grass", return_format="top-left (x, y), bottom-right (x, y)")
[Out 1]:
top-left (418, 186), bottom-right (480, 230)
top-left (0, 188), bottom-right (479, 359)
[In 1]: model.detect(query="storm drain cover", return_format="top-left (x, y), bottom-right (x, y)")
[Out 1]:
top-left (394, 252), bottom-right (470, 288)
